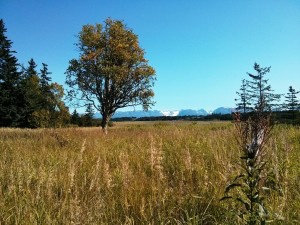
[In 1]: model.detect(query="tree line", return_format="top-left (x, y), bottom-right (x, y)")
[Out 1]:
top-left (0, 19), bottom-right (103, 128)
top-left (0, 19), bottom-right (70, 128)
top-left (70, 104), bottom-right (111, 127)
top-left (1, 18), bottom-right (156, 131)
top-left (1, 18), bottom-right (299, 129)
top-left (235, 63), bottom-right (300, 124)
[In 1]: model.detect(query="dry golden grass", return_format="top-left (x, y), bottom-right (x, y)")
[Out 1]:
top-left (0, 122), bottom-right (299, 224)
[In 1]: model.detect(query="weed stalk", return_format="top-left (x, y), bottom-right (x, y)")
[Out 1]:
top-left (222, 111), bottom-right (272, 224)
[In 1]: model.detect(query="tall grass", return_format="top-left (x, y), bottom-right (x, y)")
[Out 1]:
top-left (0, 122), bottom-right (299, 224)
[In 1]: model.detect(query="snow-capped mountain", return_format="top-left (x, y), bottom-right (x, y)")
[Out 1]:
top-left (161, 110), bottom-right (180, 116)
top-left (212, 107), bottom-right (235, 115)
top-left (94, 107), bottom-right (233, 118)
top-left (112, 110), bottom-right (164, 118)
top-left (178, 109), bottom-right (208, 116)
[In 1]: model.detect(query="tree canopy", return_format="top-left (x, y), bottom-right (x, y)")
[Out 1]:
top-left (66, 18), bottom-right (156, 132)
top-left (0, 19), bottom-right (23, 127)
top-left (0, 19), bottom-right (69, 128)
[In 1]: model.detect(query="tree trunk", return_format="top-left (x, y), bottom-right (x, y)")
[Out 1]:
top-left (101, 113), bottom-right (111, 134)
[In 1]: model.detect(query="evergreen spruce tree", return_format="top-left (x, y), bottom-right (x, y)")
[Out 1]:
top-left (0, 19), bottom-right (69, 128)
top-left (19, 60), bottom-right (70, 128)
top-left (20, 58), bottom-right (42, 127)
top-left (285, 86), bottom-right (299, 111)
top-left (83, 103), bottom-right (94, 126)
top-left (39, 63), bottom-right (70, 127)
top-left (39, 63), bottom-right (53, 111)
top-left (71, 109), bottom-right (80, 125)
top-left (40, 63), bottom-right (52, 85)
top-left (0, 19), bottom-right (23, 127)
top-left (236, 79), bottom-right (251, 114)
top-left (224, 63), bottom-right (278, 224)
top-left (284, 86), bottom-right (299, 123)
top-left (247, 63), bottom-right (281, 112)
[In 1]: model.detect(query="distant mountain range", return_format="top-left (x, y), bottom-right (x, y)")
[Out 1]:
top-left (212, 107), bottom-right (235, 115)
top-left (94, 107), bottom-right (235, 118)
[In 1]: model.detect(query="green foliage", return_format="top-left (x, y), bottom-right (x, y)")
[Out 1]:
top-left (236, 79), bottom-right (252, 114)
top-left (226, 63), bottom-right (284, 224)
top-left (66, 18), bottom-right (156, 131)
top-left (274, 110), bottom-right (300, 125)
top-left (246, 63), bottom-right (281, 112)
top-left (20, 59), bottom-right (42, 127)
top-left (284, 86), bottom-right (299, 111)
top-left (0, 19), bottom-right (70, 128)
top-left (46, 82), bottom-right (70, 127)
top-left (0, 19), bottom-right (24, 127)
top-left (69, 108), bottom-right (101, 127)
top-left (18, 60), bottom-right (70, 128)
top-left (222, 113), bottom-right (273, 224)
top-left (71, 109), bottom-right (80, 125)
top-left (30, 109), bottom-right (51, 128)
top-left (282, 86), bottom-right (300, 124)
top-left (40, 63), bottom-right (52, 91)
top-left (83, 103), bottom-right (94, 127)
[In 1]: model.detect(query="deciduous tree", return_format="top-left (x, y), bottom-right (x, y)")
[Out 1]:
top-left (47, 82), bottom-right (70, 127)
top-left (66, 18), bottom-right (156, 133)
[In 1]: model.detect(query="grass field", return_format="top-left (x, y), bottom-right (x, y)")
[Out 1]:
top-left (0, 121), bottom-right (299, 224)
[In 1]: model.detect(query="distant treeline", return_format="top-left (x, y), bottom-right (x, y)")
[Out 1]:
top-left (111, 111), bottom-right (300, 125)
top-left (1, 19), bottom-right (300, 129)
top-left (112, 114), bottom-right (233, 122)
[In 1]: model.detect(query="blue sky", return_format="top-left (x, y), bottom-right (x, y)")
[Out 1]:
top-left (1, 0), bottom-right (300, 112)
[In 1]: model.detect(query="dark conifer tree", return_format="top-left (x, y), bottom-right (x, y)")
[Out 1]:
top-left (71, 109), bottom-right (80, 125)
top-left (0, 19), bottom-right (23, 127)
top-left (247, 62), bottom-right (281, 112)
top-left (25, 59), bottom-right (38, 78)
top-left (0, 19), bottom-right (69, 128)
top-left (39, 63), bottom-right (53, 110)
top-left (235, 79), bottom-right (251, 114)
top-left (83, 103), bottom-right (95, 126)
top-left (40, 63), bottom-right (52, 91)
top-left (284, 86), bottom-right (299, 123)
top-left (285, 86), bottom-right (299, 111)
top-left (20, 58), bottom-right (42, 127)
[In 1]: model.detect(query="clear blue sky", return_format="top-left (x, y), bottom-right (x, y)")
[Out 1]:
top-left (1, 0), bottom-right (300, 112)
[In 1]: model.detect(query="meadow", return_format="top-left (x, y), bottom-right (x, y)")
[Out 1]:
top-left (0, 121), bottom-right (299, 224)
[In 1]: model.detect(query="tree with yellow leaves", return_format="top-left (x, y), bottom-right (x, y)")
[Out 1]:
top-left (66, 18), bottom-right (156, 133)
